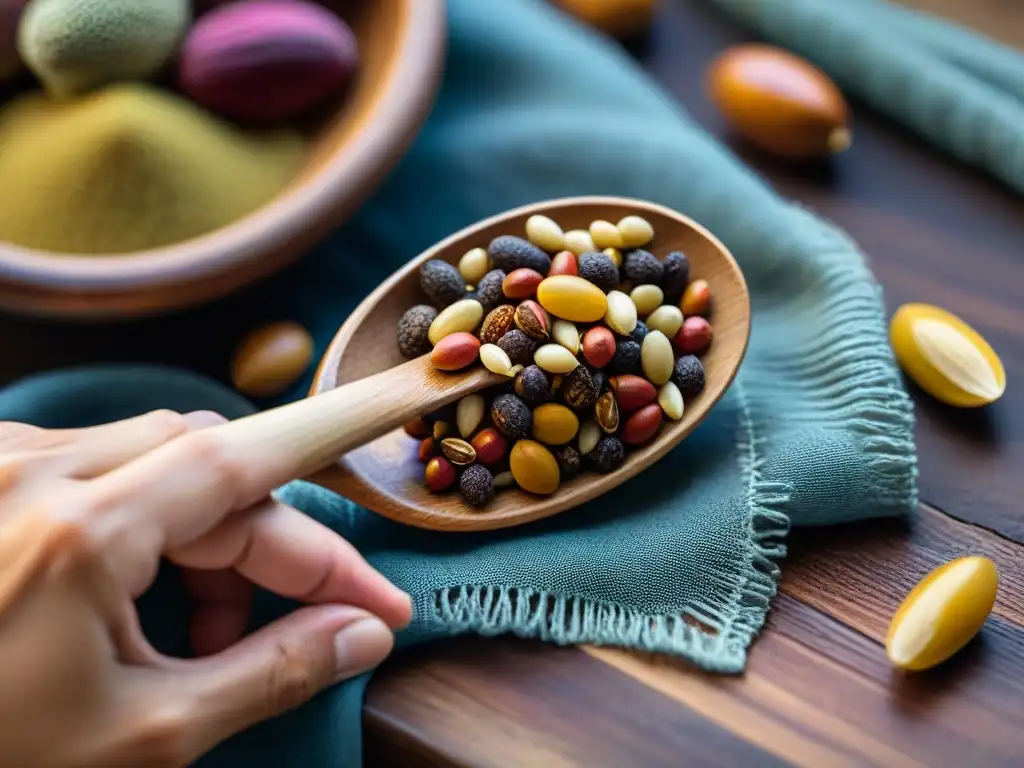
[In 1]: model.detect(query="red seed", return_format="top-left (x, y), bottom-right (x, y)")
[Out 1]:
top-left (425, 456), bottom-right (457, 492)
top-left (430, 332), bottom-right (481, 371)
top-left (549, 250), bottom-right (579, 277)
top-left (581, 326), bottom-right (616, 369)
top-left (471, 428), bottom-right (509, 465)
top-left (403, 415), bottom-right (431, 439)
top-left (609, 375), bottom-right (657, 411)
top-left (503, 268), bottom-right (545, 300)
top-left (621, 404), bottom-right (662, 445)
top-left (418, 437), bottom-right (437, 462)
top-left (673, 316), bottom-right (713, 355)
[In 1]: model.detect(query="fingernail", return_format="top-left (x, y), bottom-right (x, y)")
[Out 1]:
top-left (334, 617), bottom-right (393, 681)
top-left (183, 410), bottom-right (227, 429)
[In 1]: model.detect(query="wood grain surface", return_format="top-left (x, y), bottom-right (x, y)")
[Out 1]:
top-left (0, 0), bottom-right (1020, 766)
top-left (308, 198), bottom-right (749, 531)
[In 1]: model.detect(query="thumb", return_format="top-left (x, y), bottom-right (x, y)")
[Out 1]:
top-left (168, 605), bottom-right (393, 762)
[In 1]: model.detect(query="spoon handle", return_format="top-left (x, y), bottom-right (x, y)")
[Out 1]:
top-left (206, 356), bottom-right (498, 481)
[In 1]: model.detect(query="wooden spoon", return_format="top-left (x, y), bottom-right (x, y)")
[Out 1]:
top-left (217, 197), bottom-right (750, 532)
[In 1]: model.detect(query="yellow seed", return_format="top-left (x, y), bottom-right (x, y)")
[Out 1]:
top-left (603, 247), bottom-right (622, 268)
top-left (534, 343), bottom-right (580, 374)
top-left (604, 290), bottom-right (637, 335)
top-left (630, 284), bottom-right (664, 317)
top-left (428, 299), bottom-right (484, 345)
top-left (646, 305), bottom-right (683, 338)
top-left (508, 364), bottom-right (524, 378)
top-left (531, 403), bottom-right (580, 446)
top-left (526, 214), bottom-right (565, 252)
top-left (886, 556), bottom-right (998, 672)
top-left (479, 343), bottom-right (514, 375)
top-left (617, 215), bottom-right (654, 247)
top-left (578, 420), bottom-right (601, 455)
top-left (456, 394), bottom-right (485, 437)
top-left (552, 319), bottom-right (580, 354)
top-left (458, 247), bottom-right (490, 285)
top-left (537, 275), bottom-right (608, 322)
top-left (589, 219), bottom-right (623, 249)
top-left (641, 330), bottom-right (673, 385)
top-left (563, 228), bottom-right (597, 256)
top-left (890, 303), bottom-right (1005, 408)
top-left (510, 439), bottom-right (560, 495)
top-left (658, 382), bottom-right (684, 420)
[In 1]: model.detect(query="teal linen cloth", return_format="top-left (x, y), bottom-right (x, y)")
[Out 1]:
top-left (0, 0), bottom-right (939, 764)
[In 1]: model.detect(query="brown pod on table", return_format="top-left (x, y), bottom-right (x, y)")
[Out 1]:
top-left (707, 44), bottom-right (851, 160)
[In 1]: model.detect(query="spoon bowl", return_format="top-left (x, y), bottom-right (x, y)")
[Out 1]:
top-left (306, 196), bottom-right (750, 531)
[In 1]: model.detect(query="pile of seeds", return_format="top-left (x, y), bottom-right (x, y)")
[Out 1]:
top-left (396, 213), bottom-right (714, 509)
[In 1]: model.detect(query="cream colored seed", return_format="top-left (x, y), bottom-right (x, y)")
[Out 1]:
top-left (630, 284), bottom-right (664, 317)
top-left (603, 247), bottom-right (622, 268)
top-left (646, 305), bottom-right (683, 338)
top-left (617, 215), bottom-right (654, 247)
top-left (457, 394), bottom-right (485, 437)
top-left (428, 299), bottom-right (484, 345)
top-left (589, 219), bottom-right (623, 249)
top-left (508, 364), bottom-right (524, 378)
top-left (458, 247), bottom-right (490, 285)
top-left (658, 381), bottom-right (684, 421)
top-left (493, 471), bottom-right (516, 488)
top-left (641, 330), bottom-right (674, 385)
top-left (578, 421), bottom-right (601, 456)
top-left (526, 215), bottom-right (565, 252)
top-left (534, 343), bottom-right (580, 374)
top-left (552, 319), bottom-right (580, 355)
top-left (604, 290), bottom-right (638, 336)
top-left (563, 229), bottom-right (597, 256)
top-left (480, 343), bottom-right (514, 375)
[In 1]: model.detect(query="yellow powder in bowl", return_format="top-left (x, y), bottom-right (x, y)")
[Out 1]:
top-left (0, 82), bottom-right (307, 254)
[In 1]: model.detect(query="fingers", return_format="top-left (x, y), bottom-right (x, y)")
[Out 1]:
top-left (142, 606), bottom-right (393, 766)
top-left (180, 568), bottom-right (253, 656)
top-left (68, 410), bottom-right (226, 478)
top-left (170, 499), bottom-right (412, 631)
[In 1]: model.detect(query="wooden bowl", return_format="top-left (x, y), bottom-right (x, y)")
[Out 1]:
top-left (309, 197), bottom-right (751, 532)
top-left (0, 0), bottom-right (446, 319)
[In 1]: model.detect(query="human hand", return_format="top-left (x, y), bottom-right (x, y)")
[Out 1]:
top-left (0, 410), bottom-right (412, 767)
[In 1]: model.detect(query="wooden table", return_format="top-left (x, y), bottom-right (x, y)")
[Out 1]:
top-left (358, 2), bottom-right (1024, 765)
top-left (0, 1), bottom-right (1020, 766)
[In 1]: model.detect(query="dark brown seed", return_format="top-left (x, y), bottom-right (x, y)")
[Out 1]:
top-left (672, 355), bottom-right (706, 398)
top-left (479, 304), bottom-right (516, 345)
top-left (420, 260), bottom-right (466, 307)
top-left (397, 305), bottom-right (437, 358)
top-left (460, 464), bottom-right (495, 507)
top-left (514, 365), bottom-right (551, 406)
top-left (497, 329), bottom-right (538, 366)
top-left (588, 435), bottom-right (625, 474)
top-left (623, 250), bottom-right (663, 285)
top-left (491, 394), bottom-right (532, 441)
top-left (606, 339), bottom-right (641, 375)
top-left (514, 300), bottom-right (550, 341)
top-left (471, 269), bottom-right (507, 312)
top-left (488, 235), bottom-right (552, 274)
top-left (554, 445), bottom-right (582, 480)
top-left (562, 365), bottom-right (599, 410)
top-left (660, 251), bottom-right (689, 303)
top-left (577, 252), bottom-right (619, 292)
